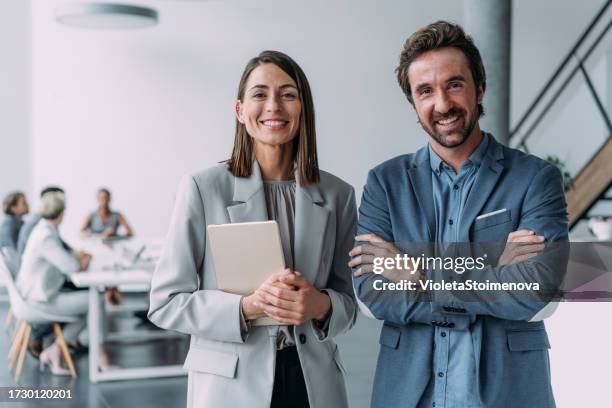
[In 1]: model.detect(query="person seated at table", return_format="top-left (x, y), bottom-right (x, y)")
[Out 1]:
top-left (17, 186), bottom-right (88, 358)
top-left (0, 191), bottom-right (29, 251)
top-left (81, 188), bottom-right (133, 238)
top-left (17, 187), bottom-right (79, 358)
top-left (18, 186), bottom-right (66, 256)
top-left (16, 190), bottom-right (114, 374)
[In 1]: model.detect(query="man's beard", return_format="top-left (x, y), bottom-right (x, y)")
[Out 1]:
top-left (419, 105), bottom-right (479, 148)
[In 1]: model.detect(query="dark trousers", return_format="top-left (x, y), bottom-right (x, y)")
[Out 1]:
top-left (270, 346), bottom-right (310, 408)
top-left (31, 281), bottom-right (87, 341)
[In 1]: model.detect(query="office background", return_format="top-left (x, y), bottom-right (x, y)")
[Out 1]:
top-left (1, 0), bottom-right (610, 407)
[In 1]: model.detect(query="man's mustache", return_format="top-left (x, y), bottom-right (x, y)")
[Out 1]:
top-left (432, 108), bottom-right (465, 122)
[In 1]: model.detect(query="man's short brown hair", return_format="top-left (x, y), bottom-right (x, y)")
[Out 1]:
top-left (396, 21), bottom-right (486, 116)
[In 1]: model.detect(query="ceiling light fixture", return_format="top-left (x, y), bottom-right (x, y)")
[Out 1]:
top-left (55, 3), bottom-right (158, 29)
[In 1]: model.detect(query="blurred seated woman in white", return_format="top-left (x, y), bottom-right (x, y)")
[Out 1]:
top-left (16, 191), bottom-right (112, 374)
top-left (81, 188), bottom-right (133, 238)
top-left (0, 191), bottom-right (29, 250)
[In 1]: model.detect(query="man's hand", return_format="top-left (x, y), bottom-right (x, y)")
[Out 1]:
top-left (498, 230), bottom-right (545, 266)
top-left (255, 269), bottom-right (331, 325)
top-left (349, 233), bottom-right (422, 283)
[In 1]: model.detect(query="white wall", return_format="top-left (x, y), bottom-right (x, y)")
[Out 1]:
top-left (0, 0), bottom-right (31, 201)
top-left (31, 0), bottom-right (466, 239)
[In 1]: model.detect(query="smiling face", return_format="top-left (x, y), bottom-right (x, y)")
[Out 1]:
top-left (408, 47), bottom-right (483, 148)
top-left (235, 63), bottom-right (302, 148)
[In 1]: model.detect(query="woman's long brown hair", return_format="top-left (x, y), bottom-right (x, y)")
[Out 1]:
top-left (227, 50), bottom-right (320, 185)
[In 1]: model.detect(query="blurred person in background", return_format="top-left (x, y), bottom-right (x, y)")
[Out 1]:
top-left (16, 187), bottom-right (84, 358)
top-left (16, 190), bottom-right (114, 374)
top-left (18, 186), bottom-right (64, 256)
top-left (0, 191), bottom-right (29, 250)
top-left (81, 188), bottom-right (133, 238)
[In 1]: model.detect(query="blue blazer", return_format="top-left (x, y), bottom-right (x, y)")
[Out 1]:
top-left (353, 136), bottom-right (568, 408)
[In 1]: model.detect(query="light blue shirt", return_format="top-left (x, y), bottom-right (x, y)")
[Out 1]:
top-left (0, 214), bottom-right (23, 250)
top-left (418, 133), bottom-right (490, 408)
top-left (89, 210), bottom-right (120, 234)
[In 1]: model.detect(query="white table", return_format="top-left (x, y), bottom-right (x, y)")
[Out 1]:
top-left (69, 238), bottom-right (186, 383)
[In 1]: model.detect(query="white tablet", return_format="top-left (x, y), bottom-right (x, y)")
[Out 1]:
top-left (207, 220), bottom-right (285, 296)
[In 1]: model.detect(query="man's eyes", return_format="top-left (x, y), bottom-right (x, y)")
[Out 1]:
top-left (418, 82), bottom-right (464, 96)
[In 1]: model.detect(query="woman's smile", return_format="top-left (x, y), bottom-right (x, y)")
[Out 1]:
top-left (260, 118), bottom-right (291, 131)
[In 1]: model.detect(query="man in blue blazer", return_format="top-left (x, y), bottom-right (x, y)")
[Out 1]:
top-left (350, 21), bottom-right (568, 408)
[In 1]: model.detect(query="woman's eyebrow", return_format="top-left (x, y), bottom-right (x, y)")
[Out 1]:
top-left (248, 83), bottom-right (297, 91)
top-left (248, 84), bottom-right (269, 91)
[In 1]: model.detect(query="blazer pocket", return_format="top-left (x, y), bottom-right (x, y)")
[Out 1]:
top-left (473, 209), bottom-right (512, 231)
top-left (379, 324), bottom-right (401, 349)
top-left (183, 345), bottom-right (239, 378)
top-left (507, 329), bottom-right (550, 351)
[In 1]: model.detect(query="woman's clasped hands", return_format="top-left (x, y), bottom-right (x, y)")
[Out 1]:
top-left (242, 269), bottom-right (331, 325)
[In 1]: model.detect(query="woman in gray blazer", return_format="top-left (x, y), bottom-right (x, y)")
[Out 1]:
top-left (148, 50), bottom-right (357, 408)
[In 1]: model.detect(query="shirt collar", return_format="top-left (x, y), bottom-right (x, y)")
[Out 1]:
top-left (467, 132), bottom-right (489, 167)
top-left (428, 143), bottom-right (444, 173)
top-left (428, 132), bottom-right (490, 173)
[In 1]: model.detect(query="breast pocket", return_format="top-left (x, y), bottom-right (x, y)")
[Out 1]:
top-left (472, 209), bottom-right (513, 241)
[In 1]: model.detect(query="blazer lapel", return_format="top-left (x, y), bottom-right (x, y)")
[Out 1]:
top-left (459, 140), bottom-right (505, 241)
top-left (407, 147), bottom-right (435, 242)
top-left (227, 162), bottom-right (268, 223)
top-left (294, 177), bottom-right (329, 284)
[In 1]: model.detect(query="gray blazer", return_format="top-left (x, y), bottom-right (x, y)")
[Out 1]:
top-left (148, 163), bottom-right (358, 408)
